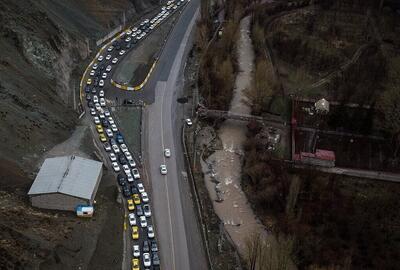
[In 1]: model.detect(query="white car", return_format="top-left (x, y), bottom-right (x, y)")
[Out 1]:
top-left (141, 192), bottom-right (149, 203)
top-left (131, 32), bottom-right (137, 37)
top-left (112, 162), bottom-right (120, 172)
top-left (137, 183), bottom-right (145, 193)
top-left (128, 158), bottom-right (136, 168)
top-left (106, 65), bottom-right (112, 72)
top-left (143, 253), bottom-right (151, 267)
top-left (147, 225), bottom-right (155, 239)
top-left (107, 45), bottom-right (114, 52)
top-left (90, 108), bottom-right (96, 116)
top-left (98, 55), bottom-right (104, 61)
top-left (143, 204), bottom-right (151, 217)
top-left (126, 29), bottom-right (132, 35)
top-left (125, 37), bottom-right (131, 42)
top-left (132, 169), bottom-right (140, 179)
top-left (126, 173), bottom-right (134, 183)
top-left (86, 78), bottom-right (92, 85)
top-left (164, 148), bottom-right (171, 157)
top-left (104, 109), bottom-right (110, 117)
top-left (123, 164), bottom-right (131, 175)
top-left (93, 116), bottom-right (100, 124)
top-left (107, 117), bottom-right (115, 125)
top-left (92, 63), bottom-right (98, 70)
top-left (129, 213), bottom-right (137, 226)
top-left (125, 151), bottom-right (132, 160)
top-left (106, 128), bottom-right (113, 138)
top-left (139, 216), bottom-right (147, 228)
top-left (99, 90), bottom-right (104, 97)
top-left (99, 98), bottom-right (106, 107)
top-left (132, 244), bottom-right (140, 257)
top-left (100, 98), bottom-right (106, 107)
top-left (111, 124), bottom-right (118, 132)
top-left (185, 118), bottom-right (193, 126)
top-left (104, 142), bottom-right (112, 152)
top-left (136, 35), bottom-right (142, 40)
top-left (99, 80), bottom-right (104, 87)
top-left (93, 95), bottom-right (98, 103)
top-left (119, 50), bottom-right (126, 55)
top-left (109, 152), bottom-right (117, 162)
top-left (90, 69), bottom-right (95, 76)
top-left (102, 72), bottom-right (107, 79)
top-left (120, 143), bottom-right (128, 152)
top-left (112, 144), bottom-right (120, 153)
top-left (106, 54), bottom-right (112, 60)
top-left (99, 113), bottom-right (105, 119)
top-left (95, 103), bottom-right (101, 111)
top-left (112, 58), bottom-right (118, 64)
top-left (160, 164), bottom-right (167, 175)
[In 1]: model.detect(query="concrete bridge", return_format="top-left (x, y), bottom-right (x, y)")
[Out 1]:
top-left (197, 107), bottom-right (287, 126)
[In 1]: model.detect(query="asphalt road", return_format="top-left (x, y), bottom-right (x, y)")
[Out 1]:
top-left (86, 0), bottom-right (207, 269)
top-left (142, 0), bottom-right (209, 269)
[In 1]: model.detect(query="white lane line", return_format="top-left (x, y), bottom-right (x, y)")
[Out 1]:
top-left (159, 83), bottom-right (176, 270)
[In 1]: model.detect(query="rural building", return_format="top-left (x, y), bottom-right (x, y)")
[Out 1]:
top-left (28, 155), bottom-right (103, 211)
top-left (299, 149), bottom-right (336, 167)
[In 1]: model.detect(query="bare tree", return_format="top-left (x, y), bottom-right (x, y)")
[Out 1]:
top-left (285, 175), bottom-right (301, 220)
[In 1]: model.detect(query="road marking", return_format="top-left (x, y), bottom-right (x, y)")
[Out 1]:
top-left (159, 83), bottom-right (176, 270)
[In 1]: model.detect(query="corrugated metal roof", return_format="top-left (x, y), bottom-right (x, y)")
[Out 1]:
top-left (28, 156), bottom-right (102, 200)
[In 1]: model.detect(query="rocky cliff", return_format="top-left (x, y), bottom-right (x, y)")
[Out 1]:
top-left (0, 0), bottom-right (158, 268)
top-left (0, 0), bottom-right (157, 171)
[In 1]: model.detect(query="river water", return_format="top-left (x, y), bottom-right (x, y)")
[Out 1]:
top-left (200, 16), bottom-right (267, 255)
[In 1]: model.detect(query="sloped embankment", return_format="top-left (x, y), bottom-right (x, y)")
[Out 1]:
top-left (0, 0), bottom-right (157, 268)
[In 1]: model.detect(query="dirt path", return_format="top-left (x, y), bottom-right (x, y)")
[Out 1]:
top-left (201, 16), bottom-right (267, 255)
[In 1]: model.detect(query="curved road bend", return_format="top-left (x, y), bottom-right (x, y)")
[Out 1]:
top-left (142, 1), bottom-right (207, 270)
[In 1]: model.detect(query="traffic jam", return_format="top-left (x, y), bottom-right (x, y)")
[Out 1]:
top-left (82, 1), bottom-right (187, 269)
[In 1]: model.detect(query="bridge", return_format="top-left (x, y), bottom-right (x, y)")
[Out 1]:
top-left (197, 107), bottom-right (287, 126)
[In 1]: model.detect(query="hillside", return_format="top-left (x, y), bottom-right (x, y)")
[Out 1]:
top-left (0, 0), bottom-right (157, 173)
top-left (0, 0), bottom-right (158, 268)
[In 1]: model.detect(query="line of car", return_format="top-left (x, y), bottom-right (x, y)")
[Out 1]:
top-left (83, 1), bottom-right (188, 269)
top-left (85, 22), bottom-right (161, 270)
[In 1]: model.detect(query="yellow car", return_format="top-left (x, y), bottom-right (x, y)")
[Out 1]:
top-left (96, 124), bottom-right (103, 133)
top-left (131, 226), bottom-right (139, 240)
top-left (132, 258), bottom-right (139, 270)
top-left (99, 133), bottom-right (107, 142)
top-left (133, 194), bottom-right (141, 205)
top-left (87, 78), bottom-right (92, 85)
top-left (127, 199), bottom-right (135, 211)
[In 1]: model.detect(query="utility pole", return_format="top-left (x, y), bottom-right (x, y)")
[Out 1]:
top-left (123, 11), bottom-right (126, 27)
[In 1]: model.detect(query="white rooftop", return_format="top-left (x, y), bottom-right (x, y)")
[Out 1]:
top-left (28, 156), bottom-right (102, 200)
